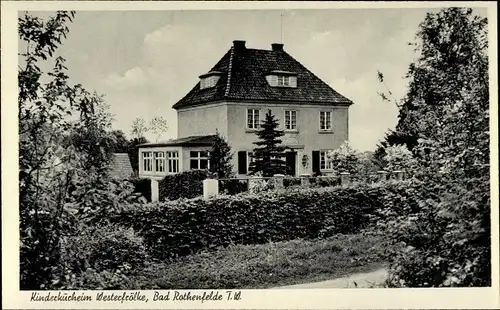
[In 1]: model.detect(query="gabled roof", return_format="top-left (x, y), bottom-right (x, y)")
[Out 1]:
top-left (138, 135), bottom-right (217, 148)
top-left (110, 153), bottom-right (134, 179)
top-left (172, 41), bottom-right (353, 110)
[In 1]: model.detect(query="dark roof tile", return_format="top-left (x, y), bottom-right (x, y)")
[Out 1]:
top-left (172, 44), bottom-right (353, 109)
top-left (110, 153), bottom-right (134, 179)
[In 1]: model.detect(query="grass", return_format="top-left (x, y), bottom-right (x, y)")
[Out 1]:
top-left (129, 233), bottom-right (388, 289)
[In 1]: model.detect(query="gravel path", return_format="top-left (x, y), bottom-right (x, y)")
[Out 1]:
top-left (273, 268), bottom-right (389, 288)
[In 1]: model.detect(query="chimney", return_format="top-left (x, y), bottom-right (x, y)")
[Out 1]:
top-left (233, 40), bottom-right (246, 51)
top-left (271, 43), bottom-right (284, 52)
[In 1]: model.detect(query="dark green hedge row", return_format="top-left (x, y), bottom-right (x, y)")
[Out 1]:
top-left (159, 170), bottom-right (209, 201)
top-left (108, 181), bottom-right (414, 260)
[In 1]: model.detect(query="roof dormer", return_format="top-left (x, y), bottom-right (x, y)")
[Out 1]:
top-left (266, 70), bottom-right (297, 88)
top-left (199, 71), bottom-right (223, 90)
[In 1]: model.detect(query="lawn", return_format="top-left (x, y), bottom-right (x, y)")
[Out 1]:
top-left (128, 233), bottom-right (388, 289)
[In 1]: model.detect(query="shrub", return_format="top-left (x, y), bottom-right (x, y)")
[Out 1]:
top-left (107, 182), bottom-right (414, 260)
top-left (219, 179), bottom-right (248, 195)
top-left (58, 225), bottom-right (148, 289)
top-left (159, 170), bottom-right (209, 201)
top-left (310, 176), bottom-right (340, 188)
top-left (248, 177), bottom-right (274, 193)
top-left (382, 145), bottom-right (417, 172)
top-left (283, 177), bottom-right (301, 187)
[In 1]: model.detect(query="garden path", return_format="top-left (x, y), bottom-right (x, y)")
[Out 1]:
top-left (273, 268), bottom-right (388, 288)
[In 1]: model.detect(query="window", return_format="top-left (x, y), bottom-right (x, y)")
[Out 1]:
top-left (320, 150), bottom-right (333, 171)
top-left (154, 151), bottom-right (165, 172)
top-left (285, 110), bottom-right (297, 130)
top-left (319, 111), bottom-right (332, 131)
top-left (277, 75), bottom-right (290, 86)
top-left (166, 151), bottom-right (179, 173)
top-left (142, 151), bottom-right (153, 172)
top-left (247, 109), bottom-right (260, 129)
top-left (199, 73), bottom-right (221, 89)
top-left (190, 151), bottom-right (210, 170)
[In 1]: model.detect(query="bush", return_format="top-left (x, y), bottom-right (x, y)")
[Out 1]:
top-left (283, 177), bottom-right (301, 187)
top-left (219, 179), bottom-right (248, 195)
top-left (107, 182), bottom-right (414, 260)
top-left (310, 176), bottom-right (340, 188)
top-left (58, 225), bottom-right (148, 289)
top-left (159, 170), bottom-right (209, 201)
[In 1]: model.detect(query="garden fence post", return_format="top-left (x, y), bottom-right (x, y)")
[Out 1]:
top-left (377, 170), bottom-right (388, 183)
top-left (273, 174), bottom-right (285, 189)
top-left (300, 173), bottom-right (311, 187)
top-left (203, 179), bottom-right (219, 200)
top-left (151, 179), bottom-right (159, 202)
top-left (340, 172), bottom-right (350, 186)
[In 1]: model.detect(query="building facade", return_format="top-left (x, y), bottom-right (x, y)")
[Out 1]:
top-left (138, 40), bottom-right (353, 180)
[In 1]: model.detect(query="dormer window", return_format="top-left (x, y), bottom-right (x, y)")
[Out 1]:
top-left (199, 71), bottom-right (223, 90)
top-left (277, 75), bottom-right (291, 86)
top-left (266, 70), bottom-right (297, 88)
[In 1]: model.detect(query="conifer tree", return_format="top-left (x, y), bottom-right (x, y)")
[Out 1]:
top-left (249, 109), bottom-right (288, 177)
top-left (209, 130), bottom-right (234, 178)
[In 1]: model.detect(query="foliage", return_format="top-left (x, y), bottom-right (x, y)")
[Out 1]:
top-left (149, 116), bottom-right (169, 142)
top-left (57, 225), bottom-right (148, 289)
top-left (249, 110), bottom-right (288, 177)
top-left (248, 175), bottom-right (274, 193)
top-left (131, 117), bottom-right (149, 139)
top-left (373, 130), bottom-right (419, 168)
top-left (357, 151), bottom-right (381, 174)
top-left (326, 141), bottom-right (361, 174)
top-left (159, 169), bottom-right (210, 201)
top-left (64, 95), bottom-right (116, 173)
top-left (110, 130), bottom-right (130, 153)
top-left (382, 144), bottom-right (417, 172)
top-left (18, 11), bottom-right (145, 290)
top-left (106, 182), bottom-right (412, 261)
top-left (378, 8), bottom-right (490, 287)
top-left (218, 179), bottom-right (248, 195)
top-left (209, 130), bottom-right (234, 179)
top-left (18, 10), bottom-right (90, 290)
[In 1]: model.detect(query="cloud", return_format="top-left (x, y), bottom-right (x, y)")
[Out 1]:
top-left (105, 67), bottom-right (148, 90)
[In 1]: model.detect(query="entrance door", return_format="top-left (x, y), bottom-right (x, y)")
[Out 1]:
top-left (285, 151), bottom-right (297, 176)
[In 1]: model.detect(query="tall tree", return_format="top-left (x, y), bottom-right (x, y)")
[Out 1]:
top-left (110, 129), bottom-right (130, 153)
top-left (249, 110), bottom-right (288, 177)
top-left (208, 130), bottom-right (234, 179)
top-left (18, 11), bottom-right (103, 289)
top-left (381, 8), bottom-right (490, 287)
top-left (131, 117), bottom-right (149, 139)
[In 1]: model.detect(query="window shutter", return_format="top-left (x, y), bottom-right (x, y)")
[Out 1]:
top-left (238, 151), bottom-right (247, 174)
top-left (312, 151), bottom-right (320, 174)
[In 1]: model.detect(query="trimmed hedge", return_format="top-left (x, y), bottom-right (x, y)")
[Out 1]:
top-left (159, 170), bottom-right (210, 201)
top-left (108, 181), bottom-right (414, 260)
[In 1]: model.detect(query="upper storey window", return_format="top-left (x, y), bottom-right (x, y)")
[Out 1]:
top-left (266, 71), bottom-right (297, 88)
top-left (199, 71), bottom-right (223, 90)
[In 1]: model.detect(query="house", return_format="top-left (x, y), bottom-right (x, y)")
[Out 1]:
top-left (138, 40), bottom-right (353, 180)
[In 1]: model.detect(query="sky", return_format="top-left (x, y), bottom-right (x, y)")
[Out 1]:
top-left (20, 8), bottom-right (486, 151)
